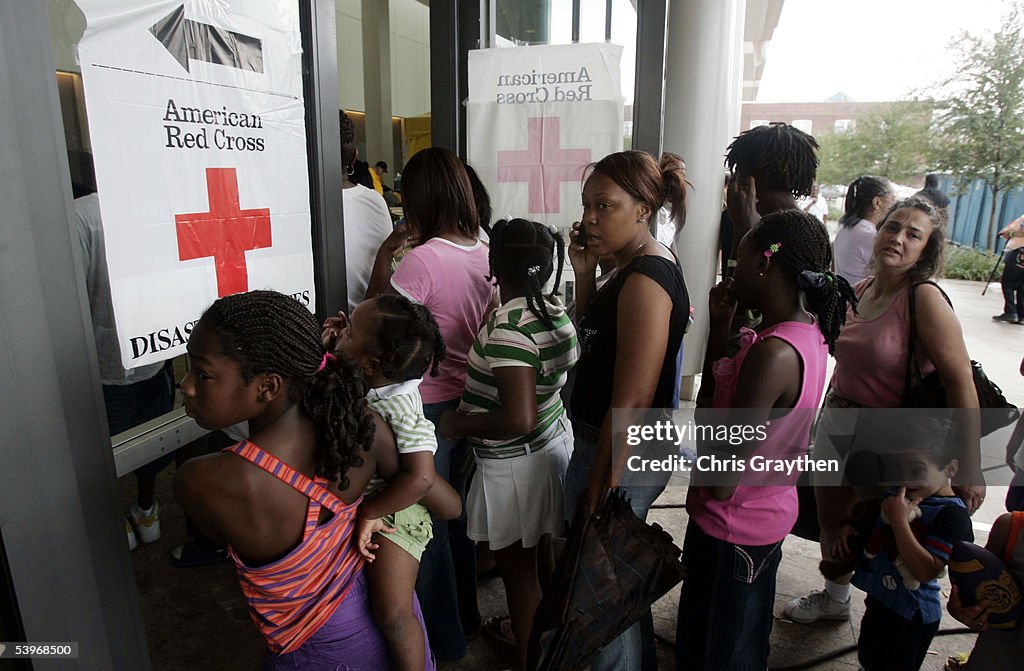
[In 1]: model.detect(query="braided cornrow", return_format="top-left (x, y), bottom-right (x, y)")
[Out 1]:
top-left (370, 294), bottom-right (446, 380)
top-left (725, 123), bottom-right (820, 197)
top-left (750, 210), bottom-right (858, 354)
top-left (198, 290), bottom-right (374, 486)
top-left (487, 218), bottom-right (564, 329)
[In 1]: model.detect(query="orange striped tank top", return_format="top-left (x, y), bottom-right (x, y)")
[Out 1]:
top-left (225, 441), bottom-right (364, 654)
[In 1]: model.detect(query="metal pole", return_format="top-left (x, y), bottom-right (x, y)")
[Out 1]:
top-left (982, 237), bottom-right (1008, 296)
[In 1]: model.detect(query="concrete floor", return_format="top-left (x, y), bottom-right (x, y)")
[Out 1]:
top-left (126, 277), bottom-right (1021, 670)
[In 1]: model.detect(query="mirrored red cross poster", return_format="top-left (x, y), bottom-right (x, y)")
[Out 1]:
top-left (467, 43), bottom-right (624, 229)
top-left (76, 0), bottom-right (314, 368)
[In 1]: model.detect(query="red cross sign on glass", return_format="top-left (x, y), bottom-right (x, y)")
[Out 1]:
top-left (497, 116), bottom-right (591, 214)
top-left (175, 167), bottom-right (272, 297)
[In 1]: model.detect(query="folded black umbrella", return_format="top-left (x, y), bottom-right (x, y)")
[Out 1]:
top-left (528, 489), bottom-right (686, 671)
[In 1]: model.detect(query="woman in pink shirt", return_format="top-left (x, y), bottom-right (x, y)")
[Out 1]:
top-left (782, 198), bottom-right (984, 626)
top-left (680, 209), bottom-right (857, 671)
top-left (364, 148), bottom-right (494, 661)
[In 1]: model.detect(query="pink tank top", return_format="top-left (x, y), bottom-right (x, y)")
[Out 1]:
top-left (831, 279), bottom-right (935, 408)
top-left (686, 321), bottom-right (828, 546)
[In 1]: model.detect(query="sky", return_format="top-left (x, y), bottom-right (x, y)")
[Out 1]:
top-left (756, 0), bottom-right (1010, 102)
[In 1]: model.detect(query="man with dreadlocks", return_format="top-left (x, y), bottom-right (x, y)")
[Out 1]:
top-left (439, 218), bottom-right (577, 671)
top-left (723, 122), bottom-right (821, 270)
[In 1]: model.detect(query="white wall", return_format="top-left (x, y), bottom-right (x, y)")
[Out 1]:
top-left (336, 0), bottom-right (430, 118)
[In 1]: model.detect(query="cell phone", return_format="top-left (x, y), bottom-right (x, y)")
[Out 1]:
top-left (572, 229), bottom-right (587, 249)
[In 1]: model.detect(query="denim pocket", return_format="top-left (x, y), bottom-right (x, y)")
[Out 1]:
top-left (732, 540), bottom-right (783, 584)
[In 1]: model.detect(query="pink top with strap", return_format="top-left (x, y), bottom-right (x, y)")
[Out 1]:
top-left (831, 279), bottom-right (935, 408)
top-left (224, 441), bottom-right (364, 654)
top-left (686, 321), bottom-right (828, 546)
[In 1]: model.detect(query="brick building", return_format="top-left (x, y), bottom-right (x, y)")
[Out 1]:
top-left (740, 92), bottom-right (886, 136)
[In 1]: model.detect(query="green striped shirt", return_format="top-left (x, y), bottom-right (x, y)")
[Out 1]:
top-left (365, 379), bottom-right (437, 494)
top-left (458, 297), bottom-right (578, 458)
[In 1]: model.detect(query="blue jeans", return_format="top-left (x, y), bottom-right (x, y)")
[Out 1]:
top-left (563, 427), bottom-right (668, 671)
top-left (676, 521), bottom-right (783, 671)
top-left (415, 398), bottom-right (480, 660)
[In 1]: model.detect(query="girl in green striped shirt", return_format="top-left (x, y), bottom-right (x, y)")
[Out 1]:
top-left (439, 218), bottom-right (578, 670)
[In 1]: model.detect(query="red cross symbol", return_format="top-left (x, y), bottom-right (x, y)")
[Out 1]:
top-left (497, 116), bottom-right (591, 214)
top-left (175, 168), bottom-right (272, 297)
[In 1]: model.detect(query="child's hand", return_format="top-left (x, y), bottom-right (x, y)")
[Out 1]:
top-left (708, 278), bottom-right (738, 325)
top-left (832, 523), bottom-right (858, 559)
top-left (881, 488), bottom-right (922, 526)
top-left (355, 516), bottom-right (396, 562)
top-left (321, 311), bottom-right (349, 351)
top-left (947, 584), bottom-right (992, 631)
top-left (438, 408), bottom-right (464, 440)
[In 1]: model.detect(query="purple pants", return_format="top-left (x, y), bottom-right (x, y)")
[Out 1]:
top-left (264, 570), bottom-right (434, 671)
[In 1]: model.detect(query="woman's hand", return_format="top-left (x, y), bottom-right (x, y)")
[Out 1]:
top-left (438, 408), bottom-right (464, 440)
top-left (381, 222), bottom-right (416, 258)
top-left (726, 174), bottom-right (760, 242)
top-left (355, 516), bottom-right (396, 562)
top-left (947, 584), bottom-right (991, 631)
top-left (952, 483), bottom-right (986, 516)
top-left (568, 221), bottom-right (599, 276)
top-left (321, 311), bottom-right (348, 351)
top-left (708, 278), bottom-right (738, 326)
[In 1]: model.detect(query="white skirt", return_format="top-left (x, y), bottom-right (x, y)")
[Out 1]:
top-left (467, 418), bottom-right (573, 551)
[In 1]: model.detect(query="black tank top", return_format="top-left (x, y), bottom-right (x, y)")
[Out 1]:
top-left (570, 255), bottom-right (689, 428)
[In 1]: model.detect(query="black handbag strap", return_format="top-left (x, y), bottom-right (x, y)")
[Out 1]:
top-left (905, 280), bottom-right (954, 397)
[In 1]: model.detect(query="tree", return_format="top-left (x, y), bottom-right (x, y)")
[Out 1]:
top-left (816, 101), bottom-right (935, 186)
top-left (932, 1), bottom-right (1024, 250)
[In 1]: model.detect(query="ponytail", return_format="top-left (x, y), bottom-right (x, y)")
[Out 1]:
top-left (303, 352), bottom-right (375, 487)
top-left (840, 175), bottom-right (890, 228)
top-left (659, 152), bottom-right (690, 229)
top-left (488, 218), bottom-right (564, 330)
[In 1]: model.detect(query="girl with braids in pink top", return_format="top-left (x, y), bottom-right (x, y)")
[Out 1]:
top-left (681, 210), bottom-right (857, 671)
top-left (174, 290), bottom-right (431, 670)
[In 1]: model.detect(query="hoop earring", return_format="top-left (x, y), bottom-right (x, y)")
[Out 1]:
top-left (346, 164), bottom-right (355, 176)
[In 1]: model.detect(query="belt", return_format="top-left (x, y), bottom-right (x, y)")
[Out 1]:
top-left (472, 439), bottom-right (549, 460)
top-left (824, 389), bottom-right (862, 409)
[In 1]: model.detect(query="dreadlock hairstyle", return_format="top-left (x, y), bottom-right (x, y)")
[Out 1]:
top-left (366, 294), bottom-right (447, 381)
top-left (197, 290), bottom-right (375, 488)
top-left (840, 175), bottom-right (891, 228)
top-left (724, 123), bottom-right (820, 198)
top-left (872, 197), bottom-right (947, 285)
top-left (748, 210), bottom-right (859, 354)
top-left (486, 218), bottom-right (565, 330)
top-left (590, 150), bottom-right (688, 225)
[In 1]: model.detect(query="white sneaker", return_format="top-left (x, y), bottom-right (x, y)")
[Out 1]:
top-left (126, 519), bottom-right (139, 551)
top-left (781, 589), bottom-right (851, 623)
top-left (129, 501), bottom-right (161, 544)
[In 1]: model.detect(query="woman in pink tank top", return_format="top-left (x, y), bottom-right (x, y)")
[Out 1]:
top-left (175, 290), bottom-right (433, 670)
top-left (782, 198), bottom-right (984, 629)
top-left (679, 209), bottom-right (857, 671)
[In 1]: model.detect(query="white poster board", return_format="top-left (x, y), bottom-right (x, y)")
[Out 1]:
top-left (467, 43), bottom-right (625, 228)
top-left (76, 0), bottom-right (314, 367)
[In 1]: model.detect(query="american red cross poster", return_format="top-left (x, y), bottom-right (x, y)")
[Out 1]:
top-left (467, 43), bottom-right (624, 228)
top-left (75, 0), bottom-right (314, 368)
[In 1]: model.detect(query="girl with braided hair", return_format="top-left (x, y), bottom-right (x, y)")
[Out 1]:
top-left (680, 209), bottom-right (854, 671)
top-left (834, 175), bottom-right (895, 286)
top-left (324, 293), bottom-right (460, 671)
top-left (174, 290), bottom-right (430, 670)
top-left (438, 218), bottom-right (577, 671)
top-left (783, 198), bottom-right (984, 631)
